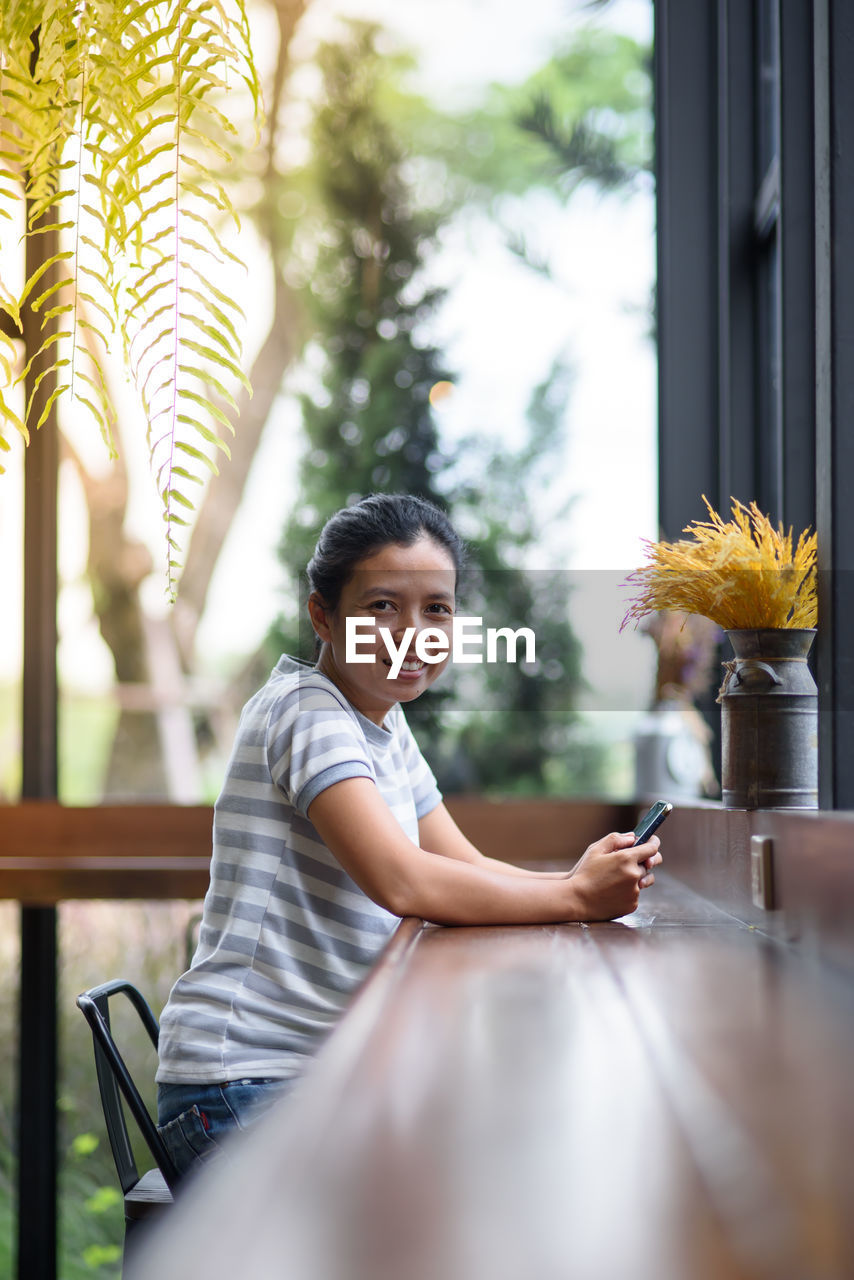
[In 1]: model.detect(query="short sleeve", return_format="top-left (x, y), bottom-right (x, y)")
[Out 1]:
top-left (266, 683), bottom-right (375, 817)
top-left (392, 706), bottom-right (442, 820)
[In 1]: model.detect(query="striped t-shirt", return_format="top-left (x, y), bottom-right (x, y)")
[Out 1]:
top-left (156, 655), bottom-right (441, 1085)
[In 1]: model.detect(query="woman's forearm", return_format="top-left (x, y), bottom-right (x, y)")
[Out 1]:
top-left (309, 779), bottom-right (654, 927)
top-left (392, 848), bottom-right (585, 924)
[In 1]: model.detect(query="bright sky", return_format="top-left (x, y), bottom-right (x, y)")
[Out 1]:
top-left (1, 0), bottom-right (657, 715)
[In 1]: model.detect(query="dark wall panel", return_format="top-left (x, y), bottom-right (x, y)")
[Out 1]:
top-left (654, 0), bottom-right (720, 539)
top-left (717, 0), bottom-right (758, 512)
top-left (780, 1), bottom-right (816, 539)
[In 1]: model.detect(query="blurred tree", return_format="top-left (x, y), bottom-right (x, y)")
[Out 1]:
top-left (381, 25), bottom-right (651, 215)
top-left (271, 21), bottom-right (612, 795)
top-left (274, 23), bottom-right (453, 652)
top-left (468, 28), bottom-right (650, 198)
top-left (442, 361), bottom-right (607, 796)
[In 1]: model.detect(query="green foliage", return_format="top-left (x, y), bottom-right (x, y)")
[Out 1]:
top-left (276, 21), bottom-right (453, 661)
top-left (271, 21), bottom-right (608, 796)
top-left (487, 29), bottom-right (652, 195)
top-left (59, 693), bottom-right (119, 804)
top-left (0, 0), bottom-right (262, 594)
top-left (379, 26), bottom-right (651, 209)
top-left (70, 1132), bottom-right (100, 1160)
top-left (81, 1243), bottom-right (122, 1272)
top-left (440, 361), bottom-right (607, 795)
top-left (85, 1186), bottom-right (122, 1215)
top-left (60, 1127), bottom-right (123, 1277)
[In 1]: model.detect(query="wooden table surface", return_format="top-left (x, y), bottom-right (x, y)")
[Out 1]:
top-left (129, 875), bottom-right (854, 1280)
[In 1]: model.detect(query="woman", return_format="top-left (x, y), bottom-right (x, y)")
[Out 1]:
top-left (156, 494), bottom-right (662, 1179)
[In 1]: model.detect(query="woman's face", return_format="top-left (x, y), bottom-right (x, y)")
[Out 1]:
top-left (308, 535), bottom-right (457, 725)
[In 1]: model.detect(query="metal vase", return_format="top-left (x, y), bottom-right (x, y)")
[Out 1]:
top-left (719, 628), bottom-right (817, 809)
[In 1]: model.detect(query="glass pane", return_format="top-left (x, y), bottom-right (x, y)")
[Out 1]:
top-left (49, 0), bottom-right (660, 808)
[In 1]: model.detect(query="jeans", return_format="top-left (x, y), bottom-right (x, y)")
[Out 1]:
top-left (157, 1077), bottom-right (296, 1182)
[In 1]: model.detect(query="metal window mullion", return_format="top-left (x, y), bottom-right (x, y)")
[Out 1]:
top-left (752, 0), bottom-right (784, 522)
top-left (779, 0), bottom-right (817, 538)
top-left (719, 0), bottom-right (759, 511)
top-left (17, 206), bottom-right (60, 1279)
top-left (654, 0), bottom-right (720, 541)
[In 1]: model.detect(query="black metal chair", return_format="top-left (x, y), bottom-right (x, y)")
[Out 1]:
top-left (76, 980), bottom-right (179, 1257)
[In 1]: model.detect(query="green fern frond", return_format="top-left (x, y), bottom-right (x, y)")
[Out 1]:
top-left (173, 439), bottom-right (220, 474)
top-left (1, 0), bottom-right (264, 594)
top-left (75, 291), bottom-right (116, 333)
top-left (30, 273), bottom-right (74, 314)
top-left (0, 281), bottom-right (22, 332)
top-left (181, 211), bottom-right (243, 262)
top-left (24, 353), bottom-right (70, 420)
top-left (180, 307), bottom-right (239, 353)
top-left (0, 327), bottom-right (28, 461)
top-left (178, 364), bottom-right (239, 413)
top-left (180, 289), bottom-right (241, 344)
top-left (175, 413), bottom-right (232, 458)
top-left (180, 259), bottom-right (246, 316)
top-left (18, 250), bottom-right (73, 306)
top-left (180, 388), bottom-right (235, 435)
top-left (180, 337), bottom-right (251, 391)
top-left (0, 331), bottom-right (19, 383)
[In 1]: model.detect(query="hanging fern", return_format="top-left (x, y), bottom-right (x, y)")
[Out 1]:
top-left (0, 0), bottom-right (262, 596)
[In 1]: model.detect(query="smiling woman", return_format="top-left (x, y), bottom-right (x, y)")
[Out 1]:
top-left (153, 492), bottom-right (663, 1184)
top-left (309, 534), bottom-right (458, 719)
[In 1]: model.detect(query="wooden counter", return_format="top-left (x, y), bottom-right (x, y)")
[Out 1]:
top-left (127, 874), bottom-right (854, 1280)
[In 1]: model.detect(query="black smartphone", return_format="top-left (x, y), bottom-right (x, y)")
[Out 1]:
top-left (632, 800), bottom-right (673, 847)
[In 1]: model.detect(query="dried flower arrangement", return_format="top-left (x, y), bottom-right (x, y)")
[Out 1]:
top-left (622, 498), bottom-right (818, 632)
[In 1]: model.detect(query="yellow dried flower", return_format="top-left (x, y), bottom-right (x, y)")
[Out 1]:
top-left (622, 497), bottom-right (817, 631)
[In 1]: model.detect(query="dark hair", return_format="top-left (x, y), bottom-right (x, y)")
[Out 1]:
top-left (306, 493), bottom-right (467, 611)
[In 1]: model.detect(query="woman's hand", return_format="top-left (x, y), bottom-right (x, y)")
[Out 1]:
top-left (567, 831), bottom-right (662, 922)
top-left (639, 840), bottom-right (663, 890)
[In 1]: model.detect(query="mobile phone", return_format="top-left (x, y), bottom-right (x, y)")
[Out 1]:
top-left (632, 800), bottom-right (673, 847)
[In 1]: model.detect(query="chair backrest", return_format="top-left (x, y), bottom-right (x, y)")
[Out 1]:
top-left (76, 980), bottom-right (180, 1195)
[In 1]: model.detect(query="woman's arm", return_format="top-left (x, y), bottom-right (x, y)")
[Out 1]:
top-left (418, 802), bottom-right (660, 890)
top-left (307, 778), bottom-right (661, 926)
